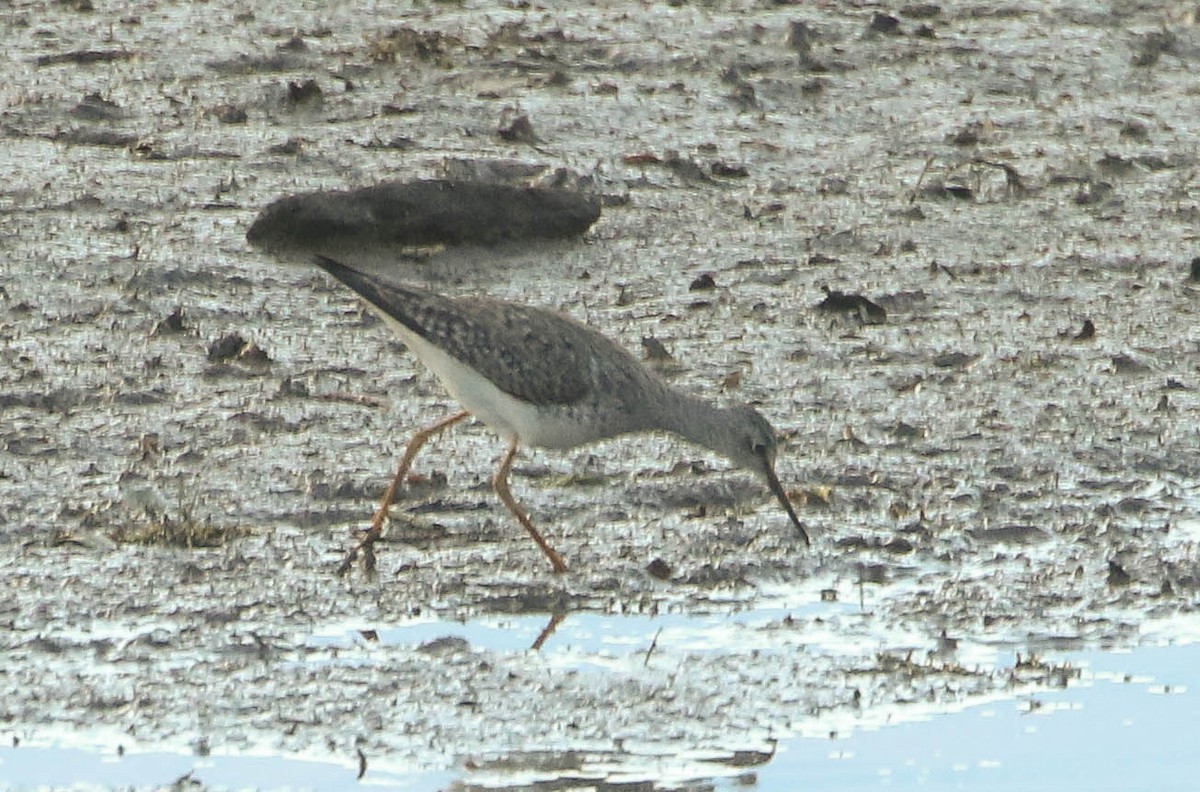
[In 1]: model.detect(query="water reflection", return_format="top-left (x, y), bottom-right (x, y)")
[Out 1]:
top-left (5, 610), bottom-right (1196, 791)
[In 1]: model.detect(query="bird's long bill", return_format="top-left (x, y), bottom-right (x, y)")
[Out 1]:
top-left (759, 450), bottom-right (811, 547)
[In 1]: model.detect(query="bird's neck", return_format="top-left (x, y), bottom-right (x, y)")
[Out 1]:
top-left (649, 384), bottom-right (730, 453)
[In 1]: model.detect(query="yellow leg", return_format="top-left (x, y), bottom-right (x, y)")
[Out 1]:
top-left (369, 410), bottom-right (470, 531)
top-left (493, 438), bottom-right (568, 574)
top-left (337, 410), bottom-right (470, 576)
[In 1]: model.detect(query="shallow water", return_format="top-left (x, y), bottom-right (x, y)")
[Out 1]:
top-left (4, 609), bottom-right (1196, 790)
top-left (761, 643), bottom-right (1198, 792)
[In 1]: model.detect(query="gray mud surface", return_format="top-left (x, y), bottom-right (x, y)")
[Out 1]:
top-left (3, 1), bottom-right (1200, 789)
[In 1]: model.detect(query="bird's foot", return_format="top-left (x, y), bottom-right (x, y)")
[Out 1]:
top-left (336, 523), bottom-right (383, 578)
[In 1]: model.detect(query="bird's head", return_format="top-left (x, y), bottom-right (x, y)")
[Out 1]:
top-left (716, 405), bottom-right (810, 547)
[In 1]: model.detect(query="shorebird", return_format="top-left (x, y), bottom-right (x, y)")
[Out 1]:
top-left (312, 257), bottom-right (810, 574)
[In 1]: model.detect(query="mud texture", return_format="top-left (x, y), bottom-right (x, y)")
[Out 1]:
top-left (2, 1), bottom-right (1200, 789)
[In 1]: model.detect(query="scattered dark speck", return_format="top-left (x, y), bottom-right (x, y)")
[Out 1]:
top-left (900, 3), bottom-right (941, 19)
top-left (891, 421), bottom-right (927, 440)
top-left (818, 176), bottom-right (849, 195)
top-left (868, 13), bottom-right (901, 34)
top-left (931, 351), bottom-right (978, 369)
top-left (921, 181), bottom-right (973, 200)
top-left (646, 558), bottom-right (673, 580)
top-left (1074, 180), bottom-right (1112, 205)
top-left (786, 20), bottom-right (815, 56)
top-left (1097, 153), bottom-right (1136, 176)
top-left (151, 306), bottom-right (187, 335)
top-left (948, 123), bottom-right (982, 146)
top-left (237, 342), bottom-right (272, 366)
top-left (1110, 353), bottom-right (1151, 374)
top-left (267, 137), bottom-right (303, 155)
top-left (1120, 120), bottom-right (1148, 140)
top-left (641, 336), bottom-right (673, 362)
top-left (207, 332), bottom-right (248, 362)
top-left (664, 152), bottom-right (713, 183)
top-left (970, 524), bottom-right (1048, 544)
top-left (37, 49), bottom-right (131, 67)
top-left (70, 92), bottom-right (124, 121)
top-left (858, 563), bottom-right (887, 584)
top-left (418, 636), bottom-right (470, 654)
top-left (286, 79), bottom-right (322, 106)
top-left (211, 104), bottom-right (248, 124)
top-left (277, 376), bottom-right (310, 397)
top-left (815, 286), bottom-right (887, 324)
top-left (711, 161), bottom-right (748, 178)
top-left (1132, 31), bottom-right (1176, 67)
top-left (498, 114), bottom-right (538, 144)
top-left (1116, 497), bottom-right (1152, 514)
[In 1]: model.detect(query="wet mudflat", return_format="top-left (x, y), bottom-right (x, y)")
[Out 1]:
top-left (2, 1), bottom-right (1199, 789)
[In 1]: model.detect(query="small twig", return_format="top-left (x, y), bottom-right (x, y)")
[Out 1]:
top-left (314, 392), bottom-right (388, 409)
top-left (356, 748), bottom-right (368, 780)
top-left (908, 155), bottom-right (935, 204)
top-left (929, 260), bottom-right (959, 281)
top-left (974, 157), bottom-right (1027, 196)
top-left (643, 627), bottom-right (663, 667)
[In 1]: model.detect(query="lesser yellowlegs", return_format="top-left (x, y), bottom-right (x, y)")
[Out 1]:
top-left (313, 257), bottom-right (810, 574)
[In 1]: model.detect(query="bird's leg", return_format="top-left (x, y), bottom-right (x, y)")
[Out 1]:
top-left (493, 438), bottom-right (569, 574)
top-left (530, 611), bottom-right (567, 651)
top-left (337, 410), bottom-right (470, 576)
top-left (370, 410), bottom-right (470, 529)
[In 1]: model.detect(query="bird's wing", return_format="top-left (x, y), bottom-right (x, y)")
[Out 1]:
top-left (313, 257), bottom-right (595, 405)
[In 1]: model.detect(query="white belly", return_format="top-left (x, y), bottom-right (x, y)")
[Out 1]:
top-left (380, 314), bottom-right (594, 449)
